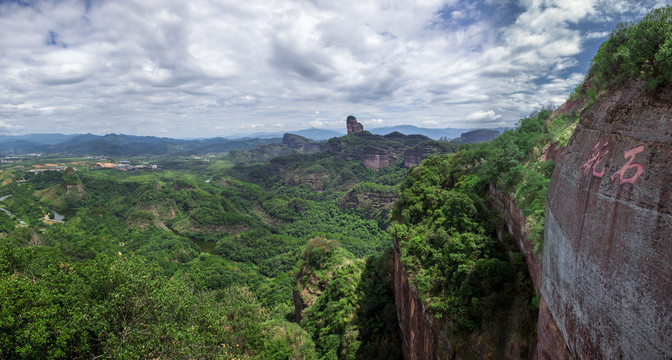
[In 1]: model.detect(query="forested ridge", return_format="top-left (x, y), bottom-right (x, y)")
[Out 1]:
top-left (0, 137), bottom-right (416, 359)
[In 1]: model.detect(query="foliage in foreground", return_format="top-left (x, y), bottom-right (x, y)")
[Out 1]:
top-left (296, 238), bottom-right (401, 360)
top-left (0, 240), bottom-right (316, 359)
top-left (575, 6), bottom-right (672, 101)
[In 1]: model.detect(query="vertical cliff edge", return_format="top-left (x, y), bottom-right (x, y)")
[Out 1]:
top-left (393, 7), bottom-right (672, 358)
top-left (543, 80), bottom-right (672, 359)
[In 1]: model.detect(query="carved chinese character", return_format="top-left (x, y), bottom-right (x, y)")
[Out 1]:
top-left (610, 145), bottom-right (645, 185)
top-left (582, 141), bottom-right (609, 178)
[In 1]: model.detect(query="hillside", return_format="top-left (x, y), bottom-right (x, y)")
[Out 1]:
top-left (0, 127), bottom-right (419, 358)
top-left (391, 6), bottom-right (672, 359)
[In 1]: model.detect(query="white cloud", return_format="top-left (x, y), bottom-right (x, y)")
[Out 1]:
top-left (0, 0), bottom-right (664, 137)
top-left (466, 110), bottom-right (501, 121)
top-left (585, 31), bottom-right (611, 39)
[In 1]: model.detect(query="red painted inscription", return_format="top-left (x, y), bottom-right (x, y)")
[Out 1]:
top-left (582, 142), bottom-right (645, 185)
top-left (610, 145), bottom-right (645, 185)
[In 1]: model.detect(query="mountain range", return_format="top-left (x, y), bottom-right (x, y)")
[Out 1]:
top-left (0, 133), bottom-right (281, 157)
top-left (232, 125), bottom-right (510, 141)
top-left (0, 125), bottom-right (507, 157)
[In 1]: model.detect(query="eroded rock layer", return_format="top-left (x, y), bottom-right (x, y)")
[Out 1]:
top-left (543, 81), bottom-right (672, 359)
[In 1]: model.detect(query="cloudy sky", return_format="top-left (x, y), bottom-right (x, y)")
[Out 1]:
top-left (0, 0), bottom-right (668, 138)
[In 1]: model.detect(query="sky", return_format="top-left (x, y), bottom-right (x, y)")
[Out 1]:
top-left (0, 0), bottom-right (669, 138)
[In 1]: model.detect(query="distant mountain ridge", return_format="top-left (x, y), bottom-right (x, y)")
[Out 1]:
top-left (368, 125), bottom-right (510, 140)
top-left (0, 133), bottom-right (281, 157)
top-left (238, 125), bottom-right (510, 141)
top-left (0, 124), bottom-right (508, 157)
top-left (233, 128), bottom-right (344, 141)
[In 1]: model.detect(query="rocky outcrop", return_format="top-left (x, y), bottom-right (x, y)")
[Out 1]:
top-left (543, 80), bottom-right (672, 359)
top-left (361, 147), bottom-right (390, 169)
top-left (346, 115), bottom-right (364, 134)
top-left (460, 129), bottom-right (499, 143)
top-left (328, 131), bottom-right (429, 169)
top-left (282, 133), bottom-right (322, 151)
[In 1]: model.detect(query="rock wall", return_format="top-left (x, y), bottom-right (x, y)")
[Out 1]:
top-left (393, 240), bottom-right (455, 360)
top-left (361, 148), bottom-right (391, 169)
top-left (543, 81), bottom-right (672, 359)
top-left (403, 148), bottom-right (425, 168)
top-left (346, 115), bottom-right (364, 134)
top-left (489, 184), bottom-right (571, 360)
top-left (394, 232), bottom-right (535, 360)
top-left (489, 184), bottom-right (541, 290)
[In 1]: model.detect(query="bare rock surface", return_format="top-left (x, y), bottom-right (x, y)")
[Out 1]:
top-left (346, 115), bottom-right (364, 134)
top-left (543, 80), bottom-right (672, 359)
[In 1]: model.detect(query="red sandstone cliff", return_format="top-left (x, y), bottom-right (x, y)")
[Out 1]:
top-left (346, 115), bottom-right (364, 134)
top-left (543, 80), bottom-right (672, 359)
top-left (393, 239), bottom-right (458, 360)
top-left (490, 181), bottom-right (571, 360)
top-left (394, 223), bottom-right (537, 359)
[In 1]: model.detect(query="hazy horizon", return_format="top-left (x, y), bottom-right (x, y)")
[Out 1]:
top-left (0, 122), bottom-right (512, 140)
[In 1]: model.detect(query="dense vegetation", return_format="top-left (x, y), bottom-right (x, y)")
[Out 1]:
top-left (575, 5), bottom-right (672, 100)
top-left (0, 135), bottom-right (424, 359)
top-left (1, 244), bottom-right (310, 359)
top-left (390, 109), bottom-right (558, 353)
top-left (295, 238), bottom-right (401, 359)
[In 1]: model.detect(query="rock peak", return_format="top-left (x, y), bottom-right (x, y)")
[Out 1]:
top-left (346, 115), bottom-right (364, 134)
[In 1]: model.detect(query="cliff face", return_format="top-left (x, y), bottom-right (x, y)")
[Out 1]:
top-left (403, 148), bottom-right (424, 168)
top-left (393, 239), bottom-right (535, 360)
top-left (393, 240), bottom-right (454, 360)
top-left (488, 184), bottom-right (541, 290)
top-left (361, 148), bottom-right (390, 169)
top-left (543, 81), bottom-right (672, 359)
top-left (460, 129), bottom-right (499, 143)
top-left (346, 115), bottom-right (364, 134)
top-left (490, 176), bottom-right (571, 360)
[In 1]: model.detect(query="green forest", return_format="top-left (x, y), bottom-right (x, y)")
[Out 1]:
top-left (1, 6), bottom-right (671, 359)
top-left (0, 114), bottom-right (550, 358)
top-left (0, 136), bottom-right (413, 359)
